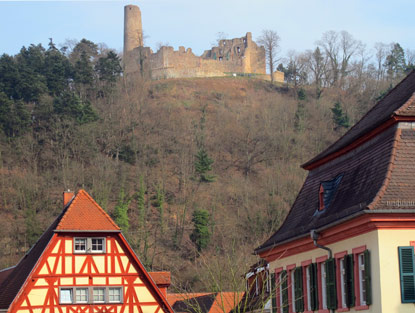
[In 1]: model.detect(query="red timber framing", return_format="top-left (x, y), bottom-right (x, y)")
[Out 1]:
top-left (3, 190), bottom-right (173, 313)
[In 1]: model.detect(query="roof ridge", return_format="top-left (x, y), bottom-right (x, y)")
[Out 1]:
top-left (302, 70), bottom-right (415, 169)
top-left (78, 189), bottom-right (120, 230)
top-left (367, 127), bottom-right (402, 210)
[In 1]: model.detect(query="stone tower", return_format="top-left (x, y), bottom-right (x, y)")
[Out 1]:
top-left (123, 5), bottom-right (143, 58)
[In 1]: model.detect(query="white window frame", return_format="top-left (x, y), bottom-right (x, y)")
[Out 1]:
top-left (321, 263), bottom-right (327, 310)
top-left (74, 237), bottom-right (106, 254)
top-left (60, 286), bottom-right (123, 304)
top-left (340, 258), bottom-right (347, 308)
top-left (358, 253), bottom-right (367, 305)
top-left (75, 288), bottom-right (89, 304)
top-left (108, 287), bottom-right (123, 303)
top-left (93, 287), bottom-right (106, 303)
top-left (59, 288), bottom-right (73, 304)
top-left (74, 238), bottom-right (87, 253)
top-left (306, 266), bottom-right (311, 311)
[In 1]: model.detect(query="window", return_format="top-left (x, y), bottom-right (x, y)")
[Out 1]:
top-left (318, 174), bottom-right (343, 211)
top-left (398, 246), bottom-right (415, 303)
top-left (353, 246), bottom-right (371, 307)
top-left (74, 237), bottom-right (106, 254)
top-left (290, 269), bottom-right (296, 312)
top-left (60, 287), bottom-right (123, 304)
top-left (339, 258), bottom-right (347, 308)
top-left (358, 254), bottom-right (367, 305)
top-left (93, 288), bottom-right (105, 303)
top-left (321, 262), bottom-right (327, 310)
top-left (75, 288), bottom-right (88, 303)
top-left (60, 288), bottom-right (73, 304)
top-left (306, 266), bottom-right (311, 311)
top-left (91, 238), bottom-right (104, 252)
top-left (74, 238), bottom-right (87, 253)
top-left (109, 287), bottom-right (122, 303)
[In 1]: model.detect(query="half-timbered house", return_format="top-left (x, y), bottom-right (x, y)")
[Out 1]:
top-left (0, 190), bottom-right (174, 313)
top-left (255, 71), bottom-right (415, 313)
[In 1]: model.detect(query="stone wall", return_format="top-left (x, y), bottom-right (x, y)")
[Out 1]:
top-left (122, 5), bottom-right (285, 82)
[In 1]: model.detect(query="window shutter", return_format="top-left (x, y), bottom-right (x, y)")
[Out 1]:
top-left (310, 263), bottom-right (319, 311)
top-left (271, 273), bottom-right (277, 313)
top-left (398, 246), bottom-right (415, 303)
top-left (325, 258), bottom-right (337, 310)
top-left (281, 270), bottom-right (289, 313)
top-left (294, 267), bottom-right (304, 312)
top-left (363, 249), bottom-right (372, 305)
top-left (344, 254), bottom-right (355, 307)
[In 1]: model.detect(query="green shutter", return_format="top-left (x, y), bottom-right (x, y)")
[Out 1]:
top-left (294, 267), bottom-right (304, 312)
top-left (398, 246), bottom-right (415, 303)
top-left (271, 273), bottom-right (277, 313)
top-left (364, 249), bottom-right (372, 305)
top-left (281, 270), bottom-right (289, 313)
top-left (345, 254), bottom-right (355, 307)
top-left (325, 258), bottom-right (337, 310)
top-left (310, 263), bottom-right (319, 311)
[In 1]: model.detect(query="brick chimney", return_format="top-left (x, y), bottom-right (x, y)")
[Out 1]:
top-left (63, 190), bottom-right (75, 208)
top-left (149, 272), bottom-right (171, 297)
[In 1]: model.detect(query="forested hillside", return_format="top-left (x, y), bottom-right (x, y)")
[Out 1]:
top-left (0, 35), bottom-right (411, 292)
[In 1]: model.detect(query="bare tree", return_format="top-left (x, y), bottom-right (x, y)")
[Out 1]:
top-left (374, 42), bottom-right (391, 81)
top-left (317, 30), bottom-right (361, 87)
top-left (305, 47), bottom-right (328, 96)
top-left (257, 30), bottom-right (281, 83)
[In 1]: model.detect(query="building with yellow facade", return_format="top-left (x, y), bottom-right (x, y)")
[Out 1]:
top-left (255, 71), bottom-right (415, 312)
top-left (0, 190), bottom-right (174, 313)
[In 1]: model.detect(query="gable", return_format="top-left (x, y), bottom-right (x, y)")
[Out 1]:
top-left (0, 190), bottom-right (173, 313)
top-left (56, 190), bottom-right (120, 231)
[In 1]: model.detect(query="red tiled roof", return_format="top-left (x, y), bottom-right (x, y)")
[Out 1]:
top-left (56, 189), bottom-right (120, 231)
top-left (167, 292), bottom-right (243, 313)
top-left (149, 272), bottom-right (171, 286)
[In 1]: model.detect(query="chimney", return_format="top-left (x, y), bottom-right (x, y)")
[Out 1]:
top-left (149, 272), bottom-right (171, 297)
top-left (63, 190), bottom-right (75, 208)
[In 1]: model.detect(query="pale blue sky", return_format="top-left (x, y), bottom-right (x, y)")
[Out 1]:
top-left (1, 0), bottom-right (415, 58)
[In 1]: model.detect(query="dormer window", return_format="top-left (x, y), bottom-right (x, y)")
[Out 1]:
top-left (318, 174), bottom-right (343, 211)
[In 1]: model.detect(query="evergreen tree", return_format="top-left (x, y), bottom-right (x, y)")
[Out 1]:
top-left (44, 41), bottom-right (74, 96)
top-left (194, 147), bottom-right (215, 182)
top-left (113, 189), bottom-right (130, 232)
top-left (385, 43), bottom-right (406, 80)
top-left (190, 209), bottom-right (211, 252)
top-left (294, 102), bottom-right (306, 132)
top-left (153, 184), bottom-right (165, 233)
top-left (95, 51), bottom-right (122, 83)
top-left (331, 101), bottom-right (350, 130)
top-left (53, 91), bottom-right (98, 124)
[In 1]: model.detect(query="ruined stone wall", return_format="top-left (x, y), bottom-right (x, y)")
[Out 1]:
top-left (122, 5), bottom-right (277, 80)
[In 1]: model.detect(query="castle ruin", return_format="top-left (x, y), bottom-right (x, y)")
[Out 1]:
top-left (123, 4), bottom-right (283, 82)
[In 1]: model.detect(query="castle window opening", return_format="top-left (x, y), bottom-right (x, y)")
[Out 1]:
top-left (237, 47), bottom-right (241, 53)
top-left (219, 56), bottom-right (223, 61)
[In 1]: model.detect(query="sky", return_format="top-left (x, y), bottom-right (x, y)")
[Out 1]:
top-left (1, 0), bottom-right (415, 58)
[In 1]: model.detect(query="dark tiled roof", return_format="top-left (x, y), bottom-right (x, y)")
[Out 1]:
top-left (257, 125), bottom-right (398, 251)
top-left (303, 70), bottom-right (415, 168)
top-left (0, 267), bottom-right (15, 287)
top-left (172, 293), bottom-right (217, 313)
top-left (0, 210), bottom-right (65, 309)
